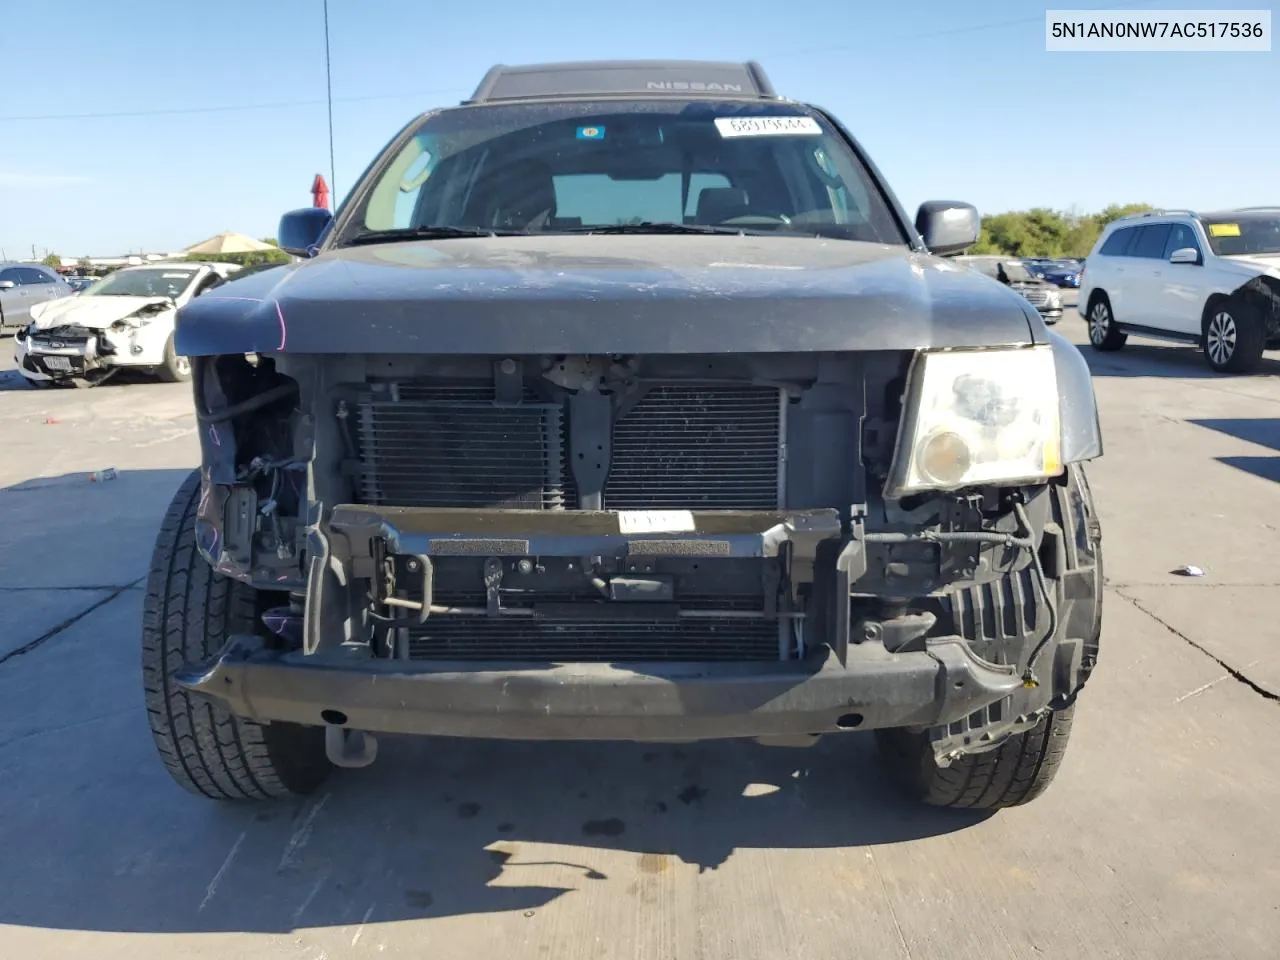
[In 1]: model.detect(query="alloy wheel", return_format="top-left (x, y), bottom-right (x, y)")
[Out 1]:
top-left (1207, 311), bottom-right (1237, 367)
top-left (1088, 302), bottom-right (1110, 344)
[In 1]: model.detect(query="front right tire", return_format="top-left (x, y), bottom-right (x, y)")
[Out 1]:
top-left (141, 470), bottom-right (331, 801)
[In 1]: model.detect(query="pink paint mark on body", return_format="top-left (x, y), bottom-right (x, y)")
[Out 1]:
top-left (274, 300), bottom-right (287, 351)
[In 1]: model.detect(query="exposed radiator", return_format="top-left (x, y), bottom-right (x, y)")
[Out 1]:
top-left (354, 381), bottom-right (566, 509)
top-left (352, 379), bottom-right (784, 512)
top-left (606, 384), bottom-right (783, 510)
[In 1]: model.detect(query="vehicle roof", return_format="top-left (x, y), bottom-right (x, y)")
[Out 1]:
top-left (464, 59), bottom-right (778, 105)
top-left (0, 261), bottom-right (58, 270)
top-left (1105, 207), bottom-right (1280, 230)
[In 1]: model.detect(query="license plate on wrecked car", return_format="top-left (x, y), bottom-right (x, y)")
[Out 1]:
top-left (42, 356), bottom-right (72, 372)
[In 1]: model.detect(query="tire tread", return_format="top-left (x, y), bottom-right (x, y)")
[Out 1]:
top-left (141, 469), bottom-right (327, 801)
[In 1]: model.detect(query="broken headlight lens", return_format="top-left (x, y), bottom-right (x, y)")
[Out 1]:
top-left (885, 345), bottom-right (1062, 497)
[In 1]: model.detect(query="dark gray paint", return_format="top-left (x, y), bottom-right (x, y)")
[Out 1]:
top-left (175, 235), bottom-right (1041, 357)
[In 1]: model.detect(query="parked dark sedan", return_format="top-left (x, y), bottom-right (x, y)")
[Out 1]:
top-left (1038, 262), bottom-right (1082, 288)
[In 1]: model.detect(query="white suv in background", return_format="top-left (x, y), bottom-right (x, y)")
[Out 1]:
top-left (1078, 208), bottom-right (1280, 373)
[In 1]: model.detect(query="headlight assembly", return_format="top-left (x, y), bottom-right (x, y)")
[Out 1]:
top-left (885, 345), bottom-right (1063, 497)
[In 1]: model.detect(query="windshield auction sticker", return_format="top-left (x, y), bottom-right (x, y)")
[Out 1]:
top-left (715, 117), bottom-right (822, 138)
top-left (1046, 9), bottom-right (1270, 51)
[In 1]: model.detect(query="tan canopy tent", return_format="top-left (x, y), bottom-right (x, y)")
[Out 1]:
top-left (184, 231), bottom-right (274, 255)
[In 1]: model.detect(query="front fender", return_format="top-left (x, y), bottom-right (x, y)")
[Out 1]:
top-left (1048, 328), bottom-right (1103, 463)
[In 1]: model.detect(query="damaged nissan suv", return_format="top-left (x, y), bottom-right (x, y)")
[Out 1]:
top-left (142, 61), bottom-right (1105, 810)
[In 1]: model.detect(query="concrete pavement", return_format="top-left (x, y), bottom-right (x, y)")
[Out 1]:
top-left (1, 311), bottom-right (1278, 960)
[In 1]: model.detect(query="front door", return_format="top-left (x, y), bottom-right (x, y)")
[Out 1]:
top-left (1156, 222), bottom-right (1207, 336)
top-left (0, 268), bottom-right (30, 328)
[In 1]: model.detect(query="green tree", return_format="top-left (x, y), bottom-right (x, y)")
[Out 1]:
top-left (187, 249), bottom-right (290, 268)
top-left (967, 203), bottom-right (1154, 258)
top-left (42, 253), bottom-right (62, 268)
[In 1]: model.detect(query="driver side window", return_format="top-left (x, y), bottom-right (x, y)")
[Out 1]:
top-left (1162, 223), bottom-right (1200, 259)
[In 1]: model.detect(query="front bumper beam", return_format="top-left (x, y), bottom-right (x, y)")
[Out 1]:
top-left (177, 634), bottom-right (1023, 742)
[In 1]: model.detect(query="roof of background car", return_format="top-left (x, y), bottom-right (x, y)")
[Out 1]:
top-left (1198, 208), bottom-right (1280, 220)
top-left (0, 261), bottom-right (56, 271)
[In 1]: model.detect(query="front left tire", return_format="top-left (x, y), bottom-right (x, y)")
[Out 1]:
top-left (876, 464), bottom-right (1102, 810)
top-left (1202, 297), bottom-right (1265, 374)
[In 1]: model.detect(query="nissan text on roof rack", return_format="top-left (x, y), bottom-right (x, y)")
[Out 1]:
top-left (1079, 207), bottom-right (1280, 373)
top-left (141, 60), bottom-right (1105, 810)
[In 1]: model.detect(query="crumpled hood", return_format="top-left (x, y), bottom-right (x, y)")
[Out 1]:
top-left (1222, 253), bottom-right (1280, 278)
top-left (30, 295), bottom-right (174, 331)
top-left (177, 235), bottom-right (1041, 356)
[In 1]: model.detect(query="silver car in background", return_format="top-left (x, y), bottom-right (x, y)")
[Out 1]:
top-left (0, 263), bottom-right (73, 332)
top-left (953, 255), bottom-right (1064, 324)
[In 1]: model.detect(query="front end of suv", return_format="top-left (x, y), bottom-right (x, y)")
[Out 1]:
top-left (140, 60), bottom-right (1105, 811)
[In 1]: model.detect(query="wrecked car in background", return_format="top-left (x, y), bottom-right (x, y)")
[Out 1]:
top-left (1080, 207), bottom-right (1280, 373)
top-left (141, 60), bottom-right (1105, 812)
top-left (14, 261), bottom-right (236, 387)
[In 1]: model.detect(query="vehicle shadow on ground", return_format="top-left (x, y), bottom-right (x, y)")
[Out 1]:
top-left (0, 723), bottom-right (992, 934)
top-left (0, 459), bottom-right (991, 936)
top-left (1077, 339), bottom-right (1280, 379)
top-left (1187, 417), bottom-right (1280, 484)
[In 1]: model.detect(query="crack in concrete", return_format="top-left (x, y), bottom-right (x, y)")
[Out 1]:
top-left (1114, 588), bottom-right (1279, 704)
top-left (1108, 582), bottom-right (1280, 589)
top-left (0, 578), bottom-right (144, 667)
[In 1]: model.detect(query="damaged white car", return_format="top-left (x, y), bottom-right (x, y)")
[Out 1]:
top-left (14, 261), bottom-right (237, 387)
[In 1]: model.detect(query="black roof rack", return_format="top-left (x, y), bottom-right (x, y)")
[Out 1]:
top-left (465, 60), bottom-right (778, 104)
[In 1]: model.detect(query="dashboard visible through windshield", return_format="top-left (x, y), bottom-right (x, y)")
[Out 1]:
top-left (346, 100), bottom-right (908, 245)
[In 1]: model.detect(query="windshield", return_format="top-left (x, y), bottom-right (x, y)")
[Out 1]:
top-left (344, 100), bottom-right (907, 245)
top-left (1199, 213), bottom-right (1280, 257)
top-left (82, 267), bottom-right (199, 299)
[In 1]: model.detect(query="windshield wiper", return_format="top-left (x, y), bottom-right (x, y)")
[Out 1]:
top-left (342, 226), bottom-right (527, 246)
top-left (557, 222), bottom-right (747, 236)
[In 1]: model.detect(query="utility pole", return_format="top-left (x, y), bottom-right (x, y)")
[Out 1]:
top-left (323, 0), bottom-right (336, 202)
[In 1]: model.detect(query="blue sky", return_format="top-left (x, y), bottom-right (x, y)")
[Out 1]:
top-left (0, 0), bottom-right (1275, 257)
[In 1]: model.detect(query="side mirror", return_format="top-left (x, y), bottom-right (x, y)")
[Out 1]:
top-left (279, 208), bottom-right (333, 257)
top-left (1169, 247), bottom-right (1200, 265)
top-left (915, 201), bottom-right (980, 257)
top-left (0, 280), bottom-right (13, 290)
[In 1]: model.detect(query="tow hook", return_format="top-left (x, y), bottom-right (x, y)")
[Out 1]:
top-left (325, 726), bottom-right (378, 768)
